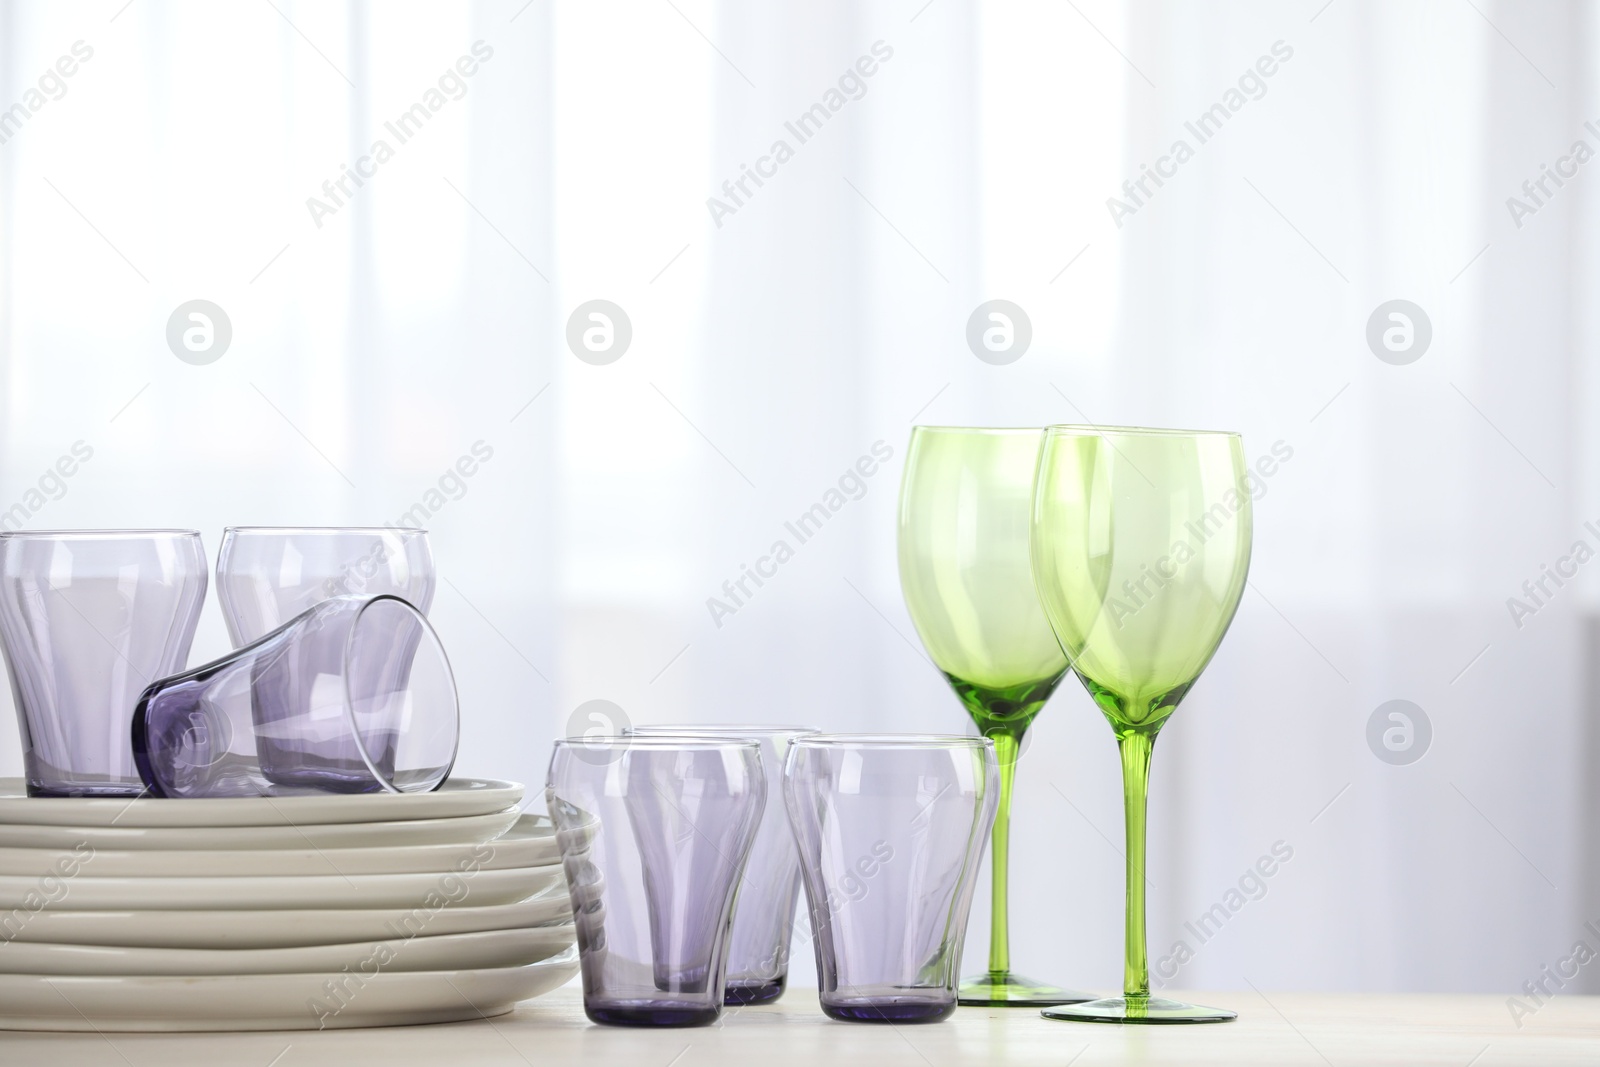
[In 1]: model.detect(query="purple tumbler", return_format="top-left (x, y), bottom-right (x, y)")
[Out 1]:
top-left (547, 736), bottom-right (765, 1026)
top-left (784, 734), bottom-right (999, 1023)
top-left (0, 530), bottom-right (207, 797)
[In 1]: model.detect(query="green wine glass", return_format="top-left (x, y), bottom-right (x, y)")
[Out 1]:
top-left (897, 426), bottom-right (1092, 1008)
top-left (1030, 425), bottom-right (1251, 1024)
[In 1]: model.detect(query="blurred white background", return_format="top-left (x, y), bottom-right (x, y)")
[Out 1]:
top-left (1, 0), bottom-right (1595, 998)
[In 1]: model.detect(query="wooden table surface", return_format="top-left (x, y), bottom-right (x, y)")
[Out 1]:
top-left (1, 983), bottom-right (1595, 1065)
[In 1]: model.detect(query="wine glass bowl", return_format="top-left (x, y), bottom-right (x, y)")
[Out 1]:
top-left (1031, 426), bottom-right (1252, 732)
top-left (1031, 425), bottom-right (1252, 1024)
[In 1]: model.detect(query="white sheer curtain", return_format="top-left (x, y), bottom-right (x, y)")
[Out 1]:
top-left (1106, 0), bottom-right (1596, 996)
top-left (0, 0), bottom-right (559, 812)
top-left (1, 0), bottom-right (1593, 996)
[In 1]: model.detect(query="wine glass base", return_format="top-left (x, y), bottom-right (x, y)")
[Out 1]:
top-left (1041, 996), bottom-right (1236, 1024)
top-left (957, 972), bottom-right (1096, 1007)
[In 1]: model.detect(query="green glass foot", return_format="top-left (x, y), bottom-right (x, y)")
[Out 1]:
top-left (958, 972), bottom-right (1095, 1007)
top-left (1041, 996), bottom-right (1236, 1024)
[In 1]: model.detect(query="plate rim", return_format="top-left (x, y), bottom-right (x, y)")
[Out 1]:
top-left (0, 777), bottom-right (525, 829)
top-left (0, 812), bottom-right (555, 874)
top-left (0, 924), bottom-right (576, 975)
top-left (0, 883), bottom-right (575, 947)
top-left (6, 947), bottom-right (579, 985)
top-left (0, 807), bottom-right (523, 849)
top-left (0, 950), bottom-right (580, 1031)
top-left (0, 863), bottom-right (566, 912)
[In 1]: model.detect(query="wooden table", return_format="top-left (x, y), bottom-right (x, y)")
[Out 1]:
top-left (1, 984), bottom-right (1595, 1065)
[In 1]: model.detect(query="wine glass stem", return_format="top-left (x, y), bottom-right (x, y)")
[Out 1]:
top-left (1117, 727), bottom-right (1156, 999)
top-left (987, 731), bottom-right (1020, 976)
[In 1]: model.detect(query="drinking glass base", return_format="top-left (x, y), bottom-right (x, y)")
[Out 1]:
top-left (584, 1001), bottom-right (723, 1027)
top-left (821, 994), bottom-right (955, 1023)
top-left (1041, 996), bottom-right (1237, 1024)
top-left (725, 977), bottom-right (786, 1006)
top-left (957, 972), bottom-right (1095, 1007)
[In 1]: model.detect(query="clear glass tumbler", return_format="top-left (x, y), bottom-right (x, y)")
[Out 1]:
top-left (784, 734), bottom-right (999, 1023)
top-left (546, 736), bottom-right (766, 1027)
top-left (0, 530), bottom-right (208, 797)
top-left (629, 724), bottom-right (817, 1004)
top-left (215, 526), bottom-right (433, 646)
top-left (132, 594), bottom-right (458, 797)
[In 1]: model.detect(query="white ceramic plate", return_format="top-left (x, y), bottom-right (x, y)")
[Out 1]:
top-left (0, 862), bottom-right (563, 911)
top-left (0, 924), bottom-right (575, 976)
top-left (0, 882), bottom-right (576, 948)
top-left (0, 948), bottom-right (580, 1031)
top-left (0, 777), bottom-right (523, 827)
top-left (0, 813), bottom-right (559, 878)
top-left (0, 807), bottom-right (521, 851)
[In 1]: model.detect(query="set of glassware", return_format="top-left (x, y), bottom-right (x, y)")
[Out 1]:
top-left (901, 424), bottom-right (1252, 1024)
top-left (546, 729), bottom-right (999, 1026)
top-left (546, 424), bottom-right (1254, 1028)
top-left (0, 422), bottom-right (1250, 1029)
top-left (0, 527), bottom-right (457, 800)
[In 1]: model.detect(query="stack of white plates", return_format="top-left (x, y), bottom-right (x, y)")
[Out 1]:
top-left (0, 778), bottom-right (578, 1031)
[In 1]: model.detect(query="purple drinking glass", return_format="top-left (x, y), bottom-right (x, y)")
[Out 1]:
top-left (214, 527), bottom-right (434, 782)
top-left (0, 530), bottom-right (207, 797)
top-left (546, 736), bottom-right (765, 1027)
top-left (784, 734), bottom-right (999, 1023)
top-left (132, 594), bottom-right (458, 797)
top-left (215, 526), bottom-right (434, 646)
top-left (628, 724), bottom-right (817, 1005)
